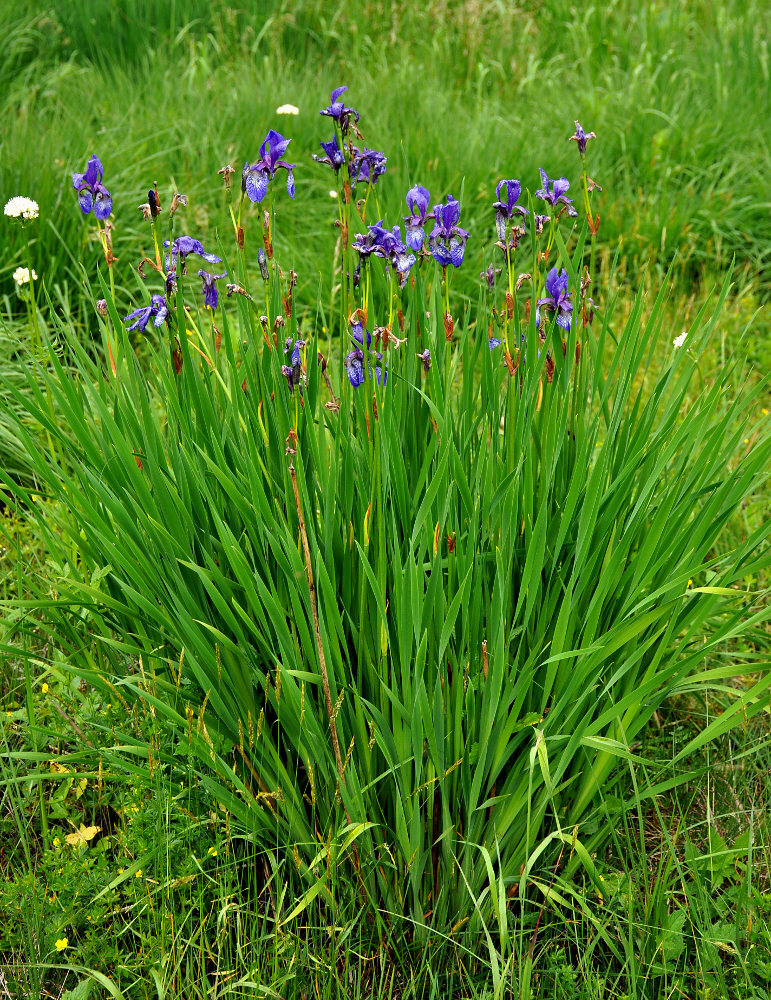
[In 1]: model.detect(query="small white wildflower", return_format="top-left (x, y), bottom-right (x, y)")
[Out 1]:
top-left (329, 190), bottom-right (338, 199)
top-left (5, 196), bottom-right (39, 220)
top-left (13, 266), bottom-right (37, 285)
top-left (673, 331), bottom-right (688, 349)
top-left (276, 104), bottom-right (299, 116)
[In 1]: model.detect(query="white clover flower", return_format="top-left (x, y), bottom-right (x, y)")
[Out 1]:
top-left (13, 266), bottom-right (37, 285)
top-left (4, 196), bottom-right (39, 220)
top-left (276, 104), bottom-right (299, 116)
top-left (673, 331), bottom-right (688, 349)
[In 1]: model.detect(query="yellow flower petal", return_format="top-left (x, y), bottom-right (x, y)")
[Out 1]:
top-left (55, 937), bottom-right (68, 951)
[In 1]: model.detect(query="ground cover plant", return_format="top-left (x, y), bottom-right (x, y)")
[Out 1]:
top-left (2, 3), bottom-right (771, 998)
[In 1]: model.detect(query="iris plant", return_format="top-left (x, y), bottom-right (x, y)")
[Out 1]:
top-left (123, 294), bottom-right (169, 333)
top-left (198, 270), bottom-right (227, 310)
top-left (428, 197), bottom-right (469, 268)
top-left (72, 155), bottom-right (112, 220)
top-left (537, 267), bottom-right (573, 330)
top-left (350, 146), bottom-right (387, 186)
top-left (569, 121), bottom-right (596, 156)
top-left (493, 179), bottom-right (527, 241)
top-left (535, 169), bottom-right (578, 216)
top-left (243, 130), bottom-right (296, 203)
top-left (403, 185), bottom-right (432, 251)
top-left (313, 136), bottom-right (345, 172)
top-left (164, 236), bottom-right (223, 271)
top-left (320, 86), bottom-right (360, 133)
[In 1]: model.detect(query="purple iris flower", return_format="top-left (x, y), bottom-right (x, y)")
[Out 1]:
top-left (344, 347), bottom-right (365, 388)
top-left (352, 219), bottom-right (393, 260)
top-left (493, 179), bottom-right (527, 241)
top-left (403, 185), bottom-right (432, 251)
top-left (535, 170), bottom-right (578, 217)
top-left (353, 221), bottom-right (415, 284)
top-left (387, 226), bottom-right (416, 284)
top-left (428, 196), bottom-right (469, 268)
top-left (534, 214), bottom-right (550, 236)
top-left (242, 129), bottom-right (296, 203)
top-left (282, 337), bottom-right (306, 393)
top-left (198, 270), bottom-right (227, 310)
top-left (320, 86), bottom-right (360, 133)
top-left (72, 154), bottom-right (112, 220)
top-left (537, 268), bottom-right (573, 330)
top-left (481, 263), bottom-right (502, 288)
top-left (349, 146), bottom-right (387, 186)
top-left (312, 135), bottom-right (345, 172)
top-left (489, 337), bottom-right (503, 350)
top-left (351, 319), bottom-right (372, 349)
top-left (164, 236), bottom-right (223, 271)
top-left (123, 294), bottom-right (169, 333)
top-left (569, 121), bottom-right (596, 156)
top-left (374, 354), bottom-right (388, 386)
top-left (417, 348), bottom-right (431, 372)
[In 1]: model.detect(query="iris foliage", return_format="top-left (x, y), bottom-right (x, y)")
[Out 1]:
top-left (3, 83), bottom-right (771, 962)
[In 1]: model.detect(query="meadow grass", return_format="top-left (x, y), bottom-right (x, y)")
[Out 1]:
top-left (1, 2), bottom-right (771, 998)
top-left (2, 0), bottom-right (770, 335)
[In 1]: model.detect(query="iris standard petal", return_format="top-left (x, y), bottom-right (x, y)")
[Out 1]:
top-left (406, 184), bottom-right (430, 217)
top-left (83, 155), bottom-right (103, 188)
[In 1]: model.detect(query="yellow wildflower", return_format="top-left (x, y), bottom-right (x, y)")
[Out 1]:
top-left (55, 937), bottom-right (68, 951)
top-left (208, 847), bottom-right (218, 857)
top-left (41, 682), bottom-right (49, 694)
top-left (135, 869), bottom-right (142, 878)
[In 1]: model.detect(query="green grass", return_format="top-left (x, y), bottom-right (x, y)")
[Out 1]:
top-left (1, 0), bottom-right (770, 337)
top-left (2, 2), bottom-right (771, 998)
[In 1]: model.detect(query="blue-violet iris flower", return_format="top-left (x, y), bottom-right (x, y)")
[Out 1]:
top-left (198, 270), bottom-right (227, 310)
top-left (481, 263), bottom-right (502, 288)
top-left (352, 221), bottom-right (415, 285)
top-left (312, 135), bottom-right (345, 172)
top-left (242, 129), bottom-right (296, 203)
top-left (429, 196), bottom-right (469, 268)
top-left (282, 337), bottom-right (306, 394)
top-left (568, 121), bottom-right (596, 156)
top-left (493, 179), bottom-right (527, 241)
top-left (535, 170), bottom-right (578, 216)
top-left (349, 146), bottom-right (387, 186)
top-left (72, 154), bottom-right (112, 220)
top-left (537, 268), bottom-right (573, 330)
top-left (164, 236), bottom-right (223, 271)
top-left (320, 86), bottom-right (360, 133)
top-left (123, 294), bottom-right (168, 333)
top-left (344, 347), bottom-right (365, 388)
top-left (403, 185), bottom-right (432, 251)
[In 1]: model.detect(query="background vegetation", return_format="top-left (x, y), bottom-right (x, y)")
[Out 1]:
top-left (1, 2), bottom-right (770, 999)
